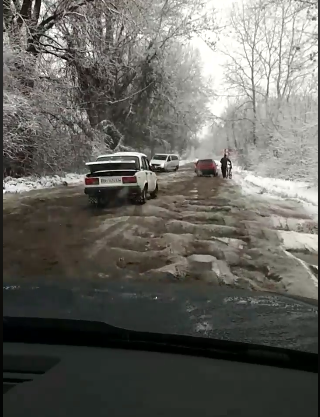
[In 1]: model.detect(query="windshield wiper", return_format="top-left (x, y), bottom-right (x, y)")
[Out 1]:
top-left (3, 316), bottom-right (317, 373)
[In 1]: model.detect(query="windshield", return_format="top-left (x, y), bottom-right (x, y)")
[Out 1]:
top-left (152, 155), bottom-right (168, 161)
top-left (3, 0), bottom-right (318, 354)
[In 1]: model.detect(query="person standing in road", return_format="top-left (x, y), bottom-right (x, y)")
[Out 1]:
top-left (220, 153), bottom-right (232, 179)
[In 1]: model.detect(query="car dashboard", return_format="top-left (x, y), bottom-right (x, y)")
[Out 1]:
top-left (4, 342), bottom-right (318, 417)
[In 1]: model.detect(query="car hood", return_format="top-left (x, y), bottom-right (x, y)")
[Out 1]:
top-left (3, 280), bottom-right (318, 353)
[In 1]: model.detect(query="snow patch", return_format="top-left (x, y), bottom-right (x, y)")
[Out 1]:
top-left (278, 231), bottom-right (318, 253)
top-left (285, 251), bottom-right (318, 289)
top-left (3, 173), bottom-right (83, 194)
top-left (233, 166), bottom-right (318, 213)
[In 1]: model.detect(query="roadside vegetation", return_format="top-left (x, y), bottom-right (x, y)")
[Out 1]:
top-left (3, 0), bottom-right (216, 177)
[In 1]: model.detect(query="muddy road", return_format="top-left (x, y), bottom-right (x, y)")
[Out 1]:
top-left (3, 165), bottom-right (318, 301)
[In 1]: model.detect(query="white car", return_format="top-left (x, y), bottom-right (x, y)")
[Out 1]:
top-left (84, 152), bottom-right (158, 206)
top-left (150, 154), bottom-right (179, 172)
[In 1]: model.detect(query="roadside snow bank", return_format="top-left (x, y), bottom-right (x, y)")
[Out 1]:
top-left (278, 231), bottom-right (318, 253)
top-left (285, 251), bottom-right (318, 290)
top-left (233, 166), bottom-right (318, 209)
top-left (3, 173), bottom-right (83, 194)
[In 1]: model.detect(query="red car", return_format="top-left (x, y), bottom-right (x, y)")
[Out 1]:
top-left (194, 159), bottom-right (218, 177)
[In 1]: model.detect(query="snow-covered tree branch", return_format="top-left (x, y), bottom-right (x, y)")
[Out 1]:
top-left (3, 0), bottom-right (217, 177)
top-left (205, 0), bottom-right (318, 184)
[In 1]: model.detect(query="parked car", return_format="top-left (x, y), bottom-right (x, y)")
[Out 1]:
top-left (84, 152), bottom-right (158, 207)
top-left (194, 159), bottom-right (218, 177)
top-left (150, 154), bottom-right (179, 172)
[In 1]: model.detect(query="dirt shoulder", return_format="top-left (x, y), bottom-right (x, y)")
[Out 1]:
top-left (3, 165), bottom-right (318, 300)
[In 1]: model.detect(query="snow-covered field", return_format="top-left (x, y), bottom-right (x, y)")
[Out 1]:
top-left (3, 160), bottom-right (193, 194)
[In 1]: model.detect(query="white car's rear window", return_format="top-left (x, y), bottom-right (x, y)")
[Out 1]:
top-left (89, 161), bottom-right (139, 174)
top-left (96, 156), bottom-right (140, 170)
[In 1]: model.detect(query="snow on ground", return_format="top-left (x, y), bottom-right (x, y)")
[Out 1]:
top-left (233, 166), bottom-right (318, 206)
top-left (3, 160), bottom-right (192, 195)
top-left (278, 231), bottom-right (318, 253)
top-left (228, 164), bottom-right (318, 281)
top-left (3, 173), bottom-right (84, 194)
top-left (285, 251), bottom-right (318, 289)
top-left (231, 165), bottom-right (318, 219)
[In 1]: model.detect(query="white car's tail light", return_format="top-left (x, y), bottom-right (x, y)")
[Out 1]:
top-left (122, 176), bottom-right (137, 184)
top-left (85, 177), bottom-right (99, 185)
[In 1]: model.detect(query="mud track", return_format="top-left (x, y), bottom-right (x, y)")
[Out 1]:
top-left (3, 165), bottom-right (318, 300)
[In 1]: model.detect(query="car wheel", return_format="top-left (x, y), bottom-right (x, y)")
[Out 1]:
top-left (150, 183), bottom-right (158, 199)
top-left (174, 166), bottom-right (179, 171)
top-left (136, 186), bottom-right (147, 205)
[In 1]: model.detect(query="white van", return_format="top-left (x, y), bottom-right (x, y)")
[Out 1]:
top-left (150, 154), bottom-right (180, 172)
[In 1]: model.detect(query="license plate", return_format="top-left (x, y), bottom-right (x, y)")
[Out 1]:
top-left (100, 177), bottom-right (122, 184)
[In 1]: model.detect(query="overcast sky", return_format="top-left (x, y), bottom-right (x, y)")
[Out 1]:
top-left (192, 0), bottom-right (235, 118)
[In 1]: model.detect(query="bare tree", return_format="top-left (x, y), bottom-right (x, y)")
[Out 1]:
top-left (3, 0), bottom-right (217, 176)
top-left (210, 0), bottom-right (318, 180)
top-left (220, 0), bottom-right (269, 145)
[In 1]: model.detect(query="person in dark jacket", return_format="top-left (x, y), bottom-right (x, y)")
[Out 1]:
top-left (220, 154), bottom-right (232, 179)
